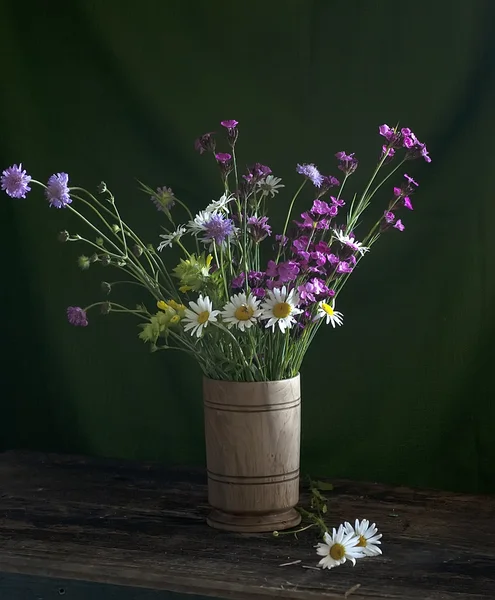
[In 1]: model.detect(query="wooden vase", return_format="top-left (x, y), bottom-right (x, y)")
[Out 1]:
top-left (203, 374), bottom-right (301, 533)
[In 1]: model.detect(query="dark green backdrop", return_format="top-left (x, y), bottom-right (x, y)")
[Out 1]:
top-left (1, 0), bottom-right (494, 493)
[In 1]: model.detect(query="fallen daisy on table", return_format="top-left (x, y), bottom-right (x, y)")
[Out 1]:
top-left (315, 520), bottom-right (383, 570)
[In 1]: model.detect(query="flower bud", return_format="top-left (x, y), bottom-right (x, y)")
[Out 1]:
top-left (96, 237), bottom-right (104, 247)
top-left (78, 255), bottom-right (91, 270)
top-left (90, 253), bottom-right (99, 263)
top-left (116, 259), bottom-right (127, 267)
top-left (101, 254), bottom-right (111, 266)
top-left (97, 181), bottom-right (107, 194)
top-left (111, 224), bottom-right (121, 234)
top-left (58, 230), bottom-right (70, 243)
top-left (132, 244), bottom-right (143, 257)
top-left (101, 281), bottom-right (112, 295)
top-left (100, 301), bottom-right (111, 315)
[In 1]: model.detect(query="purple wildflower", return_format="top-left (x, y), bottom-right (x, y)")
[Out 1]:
top-left (292, 236), bottom-right (310, 254)
top-left (231, 272), bottom-right (245, 289)
top-left (220, 120), bottom-right (238, 129)
top-left (379, 124), bottom-right (395, 141)
top-left (335, 151), bottom-right (358, 175)
top-left (248, 271), bottom-right (265, 287)
top-left (275, 234), bottom-right (289, 247)
top-left (311, 199), bottom-right (333, 216)
top-left (321, 175), bottom-right (340, 189)
top-left (46, 173), bottom-right (71, 208)
top-left (202, 213), bottom-right (235, 245)
top-left (337, 256), bottom-right (356, 274)
top-left (394, 219), bottom-right (405, 232)
top-left (313, 240), bottom-right (331, 255)
top-left (404, 173), bottom-right (419, 187)
top-left (266, 260), bottom-right (278, 278)
top-left (393, 187), bottom-right (403, 198)
top-left (330, 196), bottom-right (345, 207)
top-left (384, 211), bottom-right (395, 224)
top-left (327, 254), bottom-right (340, 267)
top-left (251, 287), bottom-right (266, 298)
top-left (278, 260), bottom-right (300, 283)
top-left (298, 277), bottom-right (330, 303)
top-left (381, 145), bottom-right (396, 164)
top-left (194, 132), bottom-right (216, 154)
top-left (244, 163), bottom-right (272, 184)
top-left (215, 152), bottom-right (232, 163)
top-left (311, 251), bottom-right (326, 267)
top-left (1, 163), bottom-right (31, 198)
top-left (67, 306), bottom-right (88, 327)
top-left (403, 197), bottom-right (413, 210)
top-left (296, 163), bottom-right (324, 187)
top-left (247, 215), bottom-right (272, 242)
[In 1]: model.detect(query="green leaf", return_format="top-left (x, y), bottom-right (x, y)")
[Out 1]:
top-left (315, 480), bottom-right (334, 491)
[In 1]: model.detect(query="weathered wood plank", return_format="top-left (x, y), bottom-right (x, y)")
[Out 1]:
top-left (0, 451), bottom-right (494, 600)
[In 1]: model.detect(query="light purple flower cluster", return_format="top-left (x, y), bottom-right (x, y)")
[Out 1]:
top-left (46, 172), bottom-right (71, 208)
top-left (1, 164), bottom-right (31, 198)
top-left (67, 306), bottom-right (88, 327)
top-left (202, 213), bottom-right (235, 245)
top-left (379, 124), bottom-right (431, 163)
top-left (296, 163), bottom-right (324, 187)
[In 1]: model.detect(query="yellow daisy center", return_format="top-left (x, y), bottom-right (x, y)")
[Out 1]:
top-left (321, 302), bottom-right (334, 316)
top-left (234, 304), bottom-right (254, 321)
top-left (356, 535), bottom-right (367, 547)
top-left (197, 310), bottom-right (210, 324)
top-left (329, 543), bottom-right (345, 560)
top-left (273, 302), bottom-right (292, 319)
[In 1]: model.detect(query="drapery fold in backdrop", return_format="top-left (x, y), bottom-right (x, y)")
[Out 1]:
top-left (1, 0), bottom-right (494, 492)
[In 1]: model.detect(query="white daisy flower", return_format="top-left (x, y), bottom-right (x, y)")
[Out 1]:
top-left (221, 292), bottom-right (262, 331)
top-left (314, 300), bottom-right (344, 328)
top-left (344, 519), bottom-right (382, 557)
top-left (315, 524), bottom-right (365, 570)
top-left (333, 229), bottom-right (370, 255)
top-left (183, 295), bottom-right (220, 338)
top-left (157, 225), bottom-right (186, 251)
top-left (258, 175), bottom-right (285, 198)
top-left (260, 286), bottom-right (302, 333)
top-left (187, 210), bottom-right (213, 235)
top-left (205, 193), bottom-right (234, 214)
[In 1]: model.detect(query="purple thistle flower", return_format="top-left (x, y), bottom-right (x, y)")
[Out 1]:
top-left (394, 219), bottom-right (405, 231)
top-left (403, 197), bottom-right (414, 210)
top-left (231, 272), bottom-right (245, 289)
top-left (384, 210), bottom-right (396, 224)
top-left (221, 120), bottom-right (238, 129)
top-left (46, 173), bottom-right (71, 208)
top-left (247, 215), bottom-right (272, 242)
top-left (202, 213), bottom-right (235, 245)
top-left (404, 173), bottom-right (419, 187)
top-left (296, 163), bottom-right (324, 187)
top-left (195, 132), bottom-right (216, 154)
top-left (67, 306), bottom-right (88, 327)
top-left (335, 151), bottom-right (359, 175)
top-left (1, 163), bottom-right (31, 198)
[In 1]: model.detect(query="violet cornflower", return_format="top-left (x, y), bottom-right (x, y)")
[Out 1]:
top-left (195, 132), bottom-right (216, 154)
top-left (247, 215), bottom-right (272, 242)
top-left (296, 163), bottom-right (324, 188)
top-left (202, 213), bottom-right (235, 245)
top-left (67, 306), bottom-right (88, 327)
top-left (335, 151), bottom-right (358, 175)
top-left (1, 163), bottom-right (31, 198)
top-left (46, 172), bottom-right (71, 208)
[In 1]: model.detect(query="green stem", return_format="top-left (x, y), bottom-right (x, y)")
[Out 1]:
top-left (276, 180), bottom-right (306, 262)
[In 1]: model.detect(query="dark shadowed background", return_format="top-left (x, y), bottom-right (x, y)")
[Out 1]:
top-left (1, 0), bottom-right (494, 493)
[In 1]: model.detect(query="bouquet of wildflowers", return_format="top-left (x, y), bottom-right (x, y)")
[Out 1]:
top-left (2, 121), bottom-right (430, 381)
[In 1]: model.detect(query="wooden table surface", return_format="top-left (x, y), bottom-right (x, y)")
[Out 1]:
top-left (0, 451), bottom-right (494, 600)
